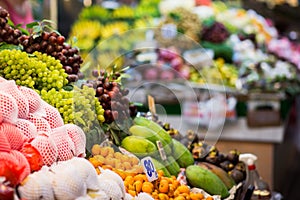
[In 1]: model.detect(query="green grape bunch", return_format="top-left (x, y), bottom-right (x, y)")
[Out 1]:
top-left (0, 49), bottom-right (68, 90)
top-left (39, 85), bottom-right (105, 133)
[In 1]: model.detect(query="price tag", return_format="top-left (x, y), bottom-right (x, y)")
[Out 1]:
top-left (141, 156), bottom-right (158, 182)
top-left (147, 95), bottom-right (156, 115)
top-left (156, 141), bottom-right (167, 161)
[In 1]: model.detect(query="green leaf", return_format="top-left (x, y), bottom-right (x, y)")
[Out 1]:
top-left (26, 21), bottom-right (39, 29)
top-left (0, 43), bottom-right (22, 51)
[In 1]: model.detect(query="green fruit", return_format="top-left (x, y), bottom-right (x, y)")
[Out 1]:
top-left (186, 165), bottom-right (229, 198)
top-left (121, 135), bottom-right (158, 158)
top-left (164, 156), bottom-right (181, 176)
top-left (133, 117), bottom-right (172, 144)
top-left (172, 139), bottom-right (194, 168)
top-left (197, 162), bottom-right (236, 190)
top-left (129, 125), bottom-right (172, 155)
top-left (151, 157), bottom-right (171, 177)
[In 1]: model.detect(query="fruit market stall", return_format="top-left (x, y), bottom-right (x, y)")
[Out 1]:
top-left (0, 1), bottom-right (296, 199)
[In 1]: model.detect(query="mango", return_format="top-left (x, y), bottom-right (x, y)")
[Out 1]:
top-left (121, 135), bottom-right (158, 158)
top-left (133, 117), bottom-right (172, 144)
top-left (129, 125), bottom-right (172, 155)
top-left (164, 156), bottom-right (181, 177)
top-left (151, 157), bottom-right (171, 177)
top-left (186, 165), bottom-right (229, 198)
top-left (172, 138), bottom-right (194, 168)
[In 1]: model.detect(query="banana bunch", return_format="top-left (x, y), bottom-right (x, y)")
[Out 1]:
top-left (135, 0), bottom-right (161, 18)
top-left (101, 22), bottom-right (130, 39)
top-left (68, 20), bottom-right (102, 51)
top-left (112, 6), bottom-right (135, 20)
top-left (79, 5), bottom-right (111, 21)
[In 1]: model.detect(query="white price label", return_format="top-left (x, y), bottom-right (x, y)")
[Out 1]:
top-left (141, 156), bottom-right (158, 182)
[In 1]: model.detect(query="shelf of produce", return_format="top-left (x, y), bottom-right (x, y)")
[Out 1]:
top-left (159, 115), bottom-right (285, 190)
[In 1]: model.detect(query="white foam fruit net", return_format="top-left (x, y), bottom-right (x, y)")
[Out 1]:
top-left (19, 86), bottom-right (43, 115)
top-left (0, 130), bottom-right (11, 152)
top-left (0, 91), bottom-right (18, 124)
top-left (51, 126), bottom-right (75, 161)
top-left (16, 118), bottom-right (38, 140)
top-left (0, 122), bottom-right (26, 150)
top-left (41, 100), bottom-right (64, 129)
top-left (64, 124), bottom-right (86, 157)
top-left (28, 113), bottom-right (51, 132)
top-left (0, 80), bottom-right (29, 119)
top-left (31, 132), bottom-right (58, 166)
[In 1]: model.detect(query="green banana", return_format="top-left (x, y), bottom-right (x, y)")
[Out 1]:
top-left (129, 125), bottom-right (172, 155)
top-left (133, 117), bottom-right (172, 144)
top-left (197, 162), bottom-right (236, 190)
top-left (121, 135), bottom-right (158, 158)
top-left (186, 165), bottom-right (230, 198)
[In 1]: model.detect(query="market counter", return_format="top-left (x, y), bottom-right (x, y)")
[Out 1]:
top-left (160, 115), bottom-right (285, 190)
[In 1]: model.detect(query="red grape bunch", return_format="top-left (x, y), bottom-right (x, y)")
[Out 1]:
top-left (82, 70), bottom-right (137, 124)
top-left (18, 32), bottom-right (83, 83)
top-left (0, 7), bottom-right (22, 45)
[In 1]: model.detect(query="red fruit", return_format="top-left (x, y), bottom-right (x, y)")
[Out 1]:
top-left (50, 126), bottom-right (75, 161)
top-left (0, 183), bottom-right (14, 200)
top-left (20, 143), bottom-right (43, 172)
top-left (0, 131), bottom-right (10, 152)
top-left (28, 113), bottom-right (51, 132)
top-left (56, 35), bottom-right (65, 45)
top-left (41, 101), bottom-right (64, 129)
top-left (18, 86), bottom-right (42, 113)
top-left (0, 123), bottom-right (26, 150)
top-left (10, 150), bottom-right (30, 182)
top-left (16, 119), bottom-right (38, 140)
top-left (31, 132), bottom-right (58, 166)
top-left (48, 35), bottom-right (56, 44)
top-left (0, 80), bottom-right (29, 119)
top-left (0, 91), bottom-right (18, 124)
top-left (0, 152), bottom-right (23, 187)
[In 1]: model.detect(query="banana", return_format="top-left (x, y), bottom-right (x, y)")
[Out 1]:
top-left (186, 165), bottom-right (230, 198)
top-left (129, 125), bottom-right (172, 155)
top-left (196, 162), bottom-right (236, 190)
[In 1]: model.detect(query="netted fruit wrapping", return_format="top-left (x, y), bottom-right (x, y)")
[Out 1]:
top-left (18, 166), bottom-right (55, 200)
top-left (16, 118), bottom-right (38, 140)
top-left (65, 124), bottom-right (86, 157)
top-left (0, 122), bottom-right (26, 150)
top-left (0, 91), bottom-right (18, 124)
top-left (10, 150), bottom-right (31, 183)
top-left (50, 126), bottom-right (75, 161)
top-left (18, 86), bottom-right (44, 115)
top-left (0, 80), bottom-right (29, 119)
top-left (98, 179), bottom-right (124, 200)
top-left (50, 164), bottom-right (87, 200)
top-left (68, 157), bottom-right (99, 190)
top-left (41, 100), bottom-right (64, 129)
top-left (0, 130), bottom-right (11, 152)
top-left (0, 151), bottom-right (24, 186)
top-left (31, 132), bottom-right (58, 166)
top-left (28, 113), bottom-right (51, 132)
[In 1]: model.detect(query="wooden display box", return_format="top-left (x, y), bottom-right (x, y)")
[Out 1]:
top-left (246, 93), bottom-right (283, 127)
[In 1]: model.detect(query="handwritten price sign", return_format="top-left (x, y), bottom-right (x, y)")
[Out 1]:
top-left (141, 156), bottom-right (158, 182)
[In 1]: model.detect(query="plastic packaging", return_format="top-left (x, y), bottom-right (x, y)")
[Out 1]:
top-left (239, 153), bottom-right (271, 200)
